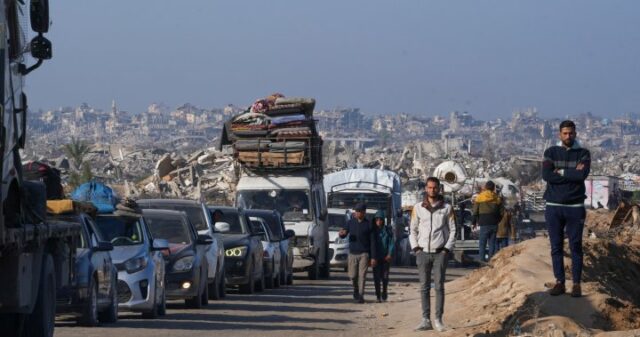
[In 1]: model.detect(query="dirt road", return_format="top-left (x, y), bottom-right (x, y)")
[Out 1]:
top-left (54, 266), bottom-right (472, 337)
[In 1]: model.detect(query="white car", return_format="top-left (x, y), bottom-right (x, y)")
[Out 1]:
top-left (249, 216), bottom-right (283, 288)
top-left (327, 208), bottom-right (350, 271)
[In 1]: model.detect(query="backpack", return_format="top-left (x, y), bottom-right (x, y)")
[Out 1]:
top-left (71, 181), bottom-right (117, 213)
top-left (22, 161), bottom-right (64, 200)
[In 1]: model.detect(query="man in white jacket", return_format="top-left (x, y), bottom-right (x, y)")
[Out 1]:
top-left (410, 177), bottom-right (456, 332)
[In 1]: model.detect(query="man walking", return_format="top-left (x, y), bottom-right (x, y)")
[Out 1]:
top-left (542, 120), bottom-right (590, 297)
top-left (472, 181), bottom-right (504, 261)
top-left (372, 210), bottom-right (394, 302)
top-left (410, 177), bottom-right (456, 332)
top-left (339, 202), bottom-right (377, 303)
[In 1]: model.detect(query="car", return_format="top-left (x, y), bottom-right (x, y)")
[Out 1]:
top-left (249, 216), bottom-right (283, 288)
top-left (326, 208), bottom-right (350, 271)
top-left (55, 213), bottom-right (118, 326)
top-left (143, 209), bottom-right (212, 308)
top-left (137, 199), bottom-right (225, 300)
top-left (245, 209), bottom-right (295, 285)
top-left (208, 206), bottom-right (264, 294)
top-left (94, 211), bottom-right (168, 318)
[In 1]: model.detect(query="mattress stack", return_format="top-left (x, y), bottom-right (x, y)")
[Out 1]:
top-left (223, 95), bottom-right (319, 168)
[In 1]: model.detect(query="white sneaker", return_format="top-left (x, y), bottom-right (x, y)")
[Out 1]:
top-left (414, 318), bottom-right (432, 331)
top-left (433, 318), bottom-right (446, 332)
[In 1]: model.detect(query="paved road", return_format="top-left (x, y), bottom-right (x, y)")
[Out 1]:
top-left (55, 266), bottom-right (473, 337)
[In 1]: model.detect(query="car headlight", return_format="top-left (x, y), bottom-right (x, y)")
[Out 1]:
top-left (173, 256), bottom-right (195, 272)
top-left (124, 256), bottom-right (148, 274)
top-left (225, 246), bottom-right (247, 258)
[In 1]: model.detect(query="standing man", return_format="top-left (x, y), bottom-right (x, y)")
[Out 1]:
top-left (472, 181), bottom-right (504, 261)
top-left (495, 208), bottom-right (515, 251)
top-left (372, 210), bottom-right (394, 302)
top-left (410, 177), bottom-right (456, 332)
top-left (542, 120), bottom-right (590, 297)
top-left (339, 202), bottom-right (377, 304)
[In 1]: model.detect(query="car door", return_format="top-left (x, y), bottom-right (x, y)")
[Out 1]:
top-left (142, 217), bottom-right (165, 298)
top-left (84, 216), bottom-right (112, 303)
top-left (245, 213), bottom-right (264, 275)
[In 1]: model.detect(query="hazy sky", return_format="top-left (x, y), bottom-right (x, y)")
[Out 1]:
top-left (26, 1), bottom-right (640, 119)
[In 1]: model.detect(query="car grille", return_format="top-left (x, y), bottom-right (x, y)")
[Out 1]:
top-left (117, 280), bottom-right (132, 303)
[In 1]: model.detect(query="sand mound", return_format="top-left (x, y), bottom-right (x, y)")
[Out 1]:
top-left (388, 235), bottom-right (640, 337)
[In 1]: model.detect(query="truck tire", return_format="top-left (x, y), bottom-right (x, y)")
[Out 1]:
top-left (307, 261), bottom-right (319, 280)
top-left (80, 278), bottom-right (99, 326)
top-left (98, 277), bottom-right (118, 323)
top-left (27, 254), bottom-right (56, 337)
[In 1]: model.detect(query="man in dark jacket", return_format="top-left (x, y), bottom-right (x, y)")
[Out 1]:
top-left (472, 180), bottom-right (504, 261)
top-left (339, 203), bottom-right (377, 303)
top-left (372, 210), bottom-right (394, 302)
top-left (542, 120), bottom-right (590, 297)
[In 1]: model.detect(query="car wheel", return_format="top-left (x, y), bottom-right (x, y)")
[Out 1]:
top-left (80, 278), bottom-right (99, 326)
top-left (158, 286), bottom-right (167, 316)
top-left (200, 275), bottom-right (209, 306)
top-left (274, 271), bottom-right (281, 288)
top-left (98, 277), bottom-right (118, 323)
top-left (238, 266), bottom-right (255, 294)
top-left (286, 272), bottom-right (293, 285)
top-left (141, 281), bottom-right (159, 319)
top-left (185, 275), bottom-right (204, 309)
top-left (255, 271), bottom-right (265, 292)
top-left (26, 254), bottom-right (56, 337)
top-left (265, 260), bottom-right (274, 289)
top-left (279, 262), bottom-right (287, 287)
top-left (307, 261), bottom-right (319, 280)
top-left (218, 268), bottom-right (226, 298)
top-left (209, 275), bottom-right (220, 300)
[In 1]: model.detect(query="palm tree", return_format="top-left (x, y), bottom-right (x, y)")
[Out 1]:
top-left (62, 138), bottom-right (90, 170)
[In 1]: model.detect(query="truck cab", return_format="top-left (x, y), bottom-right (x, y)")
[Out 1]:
top-left (236, 172), bottom-right (329, 280)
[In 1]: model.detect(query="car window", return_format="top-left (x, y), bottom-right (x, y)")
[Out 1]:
top-left (145, 214), bottom-right (192, 245)
top-left (141, 203), bottom-right (208, 232)
top-left (214, 210), bottom-right (246, 234)
top-left (95, 216), bottom-right (145, 246)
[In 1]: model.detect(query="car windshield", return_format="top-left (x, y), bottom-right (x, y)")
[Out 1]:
top-left (95, 216), bottom-right (145, 246)
top-left (145, 213), bottom-right (192, 245)
top-left (327, 213), bottom-right (349, 231)
top-left (249, 219), bottom-right (269, 241)
top-left (327, 192), bottom-right (390, 211)
top-left (141, 203), bottom-right (208, 232)
top-left (237, 190), bottom-right (312, 221)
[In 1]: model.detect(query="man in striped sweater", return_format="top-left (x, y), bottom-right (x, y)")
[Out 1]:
top-left (542, 120), bottom-right (590, 297)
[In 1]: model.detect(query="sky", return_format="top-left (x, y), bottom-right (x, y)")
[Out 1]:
top-left (26, 0), bottom-right (640, 119)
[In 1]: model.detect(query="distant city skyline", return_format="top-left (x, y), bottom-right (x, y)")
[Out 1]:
top-left (27, 1), bottom-right (640, 119)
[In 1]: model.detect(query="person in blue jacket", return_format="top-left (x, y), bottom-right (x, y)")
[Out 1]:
top-left (372, 210), bottom-right (394, 302)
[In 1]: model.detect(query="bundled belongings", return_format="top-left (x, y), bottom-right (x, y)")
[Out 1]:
top-left (22, 161), bottom-right (64, 199)
top-left (220, 93), bottom-right (322, 169)
top-left (71, 181), bottom-right (118, 213)
top-left (46, 199), bottom-right (98, 218)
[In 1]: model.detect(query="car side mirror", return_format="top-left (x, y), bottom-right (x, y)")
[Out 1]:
top-left (30, 0), bottom-right (50, 33)
top-left (197, 234), bottom-right (214, 245)
top-left (214, 222), bottom-right (231, 233)
top-left (152, 238), bottom-right (169, 251)
top-left (284, 229), bottom-right (295, 239)
top-left (94, 241), bottom-right (113, 252)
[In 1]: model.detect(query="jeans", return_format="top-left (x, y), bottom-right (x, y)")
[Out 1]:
top-left (348, 253), bottom-right (370, 297)
top-left (478, 226), bottom-right (497, 261)
top-left (545, 206), bottom-right (586, 284)
top-left (373, 261), bottom-right (390, 298)
top-left (496, 238), bottom-right (509, 251)
top-left (416, 251), bottom-right (448, 320)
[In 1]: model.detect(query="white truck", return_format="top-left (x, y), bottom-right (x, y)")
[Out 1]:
top-left (222, 96), bottom-right (330, 280)
top-left (0, 2), bottom-right (81, 337)
top-left (323, 169), bottom-right (411, 265)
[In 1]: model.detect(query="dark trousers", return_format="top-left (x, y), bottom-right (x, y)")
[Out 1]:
top-left (373, 261), bottom-right (390, 298)
top-left (417, 251), bottom-right (448, 320)
top-left (478, 226), bottom-right (497, 261)
top-left (545, 205), bottom-right (586, 284)
top-left (496, 238), bottom-right (509, 251)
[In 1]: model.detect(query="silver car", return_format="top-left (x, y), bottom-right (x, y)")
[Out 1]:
top-left (95, 213), bottom-right (168, 318)
top-left (249, 217), bottom-right (283, 288)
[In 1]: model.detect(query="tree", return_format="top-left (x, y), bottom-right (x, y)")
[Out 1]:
top-left (62, 138), bottom-right (90, 170)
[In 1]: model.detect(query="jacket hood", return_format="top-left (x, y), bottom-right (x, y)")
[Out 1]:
top-left (476, 190), bottom-right (501, 204)
top-left (373, 209), bottom-right (385, 220)
top-left (421, 195), bottom-right (444, 210)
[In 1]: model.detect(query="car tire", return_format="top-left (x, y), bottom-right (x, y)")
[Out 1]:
top-left (200, 272), bottom-right (209, 306)
top-left (279, 262), bottom-right (287, 287)
top-left (286, 272), bottom-right (293, 285)
top-left (141, 283), bottom-right (159, 319)
top-left (307, 261), bottom-right (319, 280)
top-left (79, 278), bottom-right (99, 326)
top-left (274, 271), bottom-right (281, 288)
top-left (158, 286), bottom-right (167, 316)
top-left (185, 274), bottom-right (204, 309)
top-left (343, 266), bottom-right (348, 272)
top-left (27, 254), bottom-right (56, 337)
top-left (265, 260), bottom-right (274, 289)
top-left (98, 277), bottom-right (118, 323)
top-left (255, 272), bottom-right (265, 292)
top-left (218, 268), bottom-right (226, 298)
top-left (239, 267), bottom-right (255, 294)
top-left (320, 245), bottom-right (331, 279)
top-left (209, 275), bottom-right (220, 300)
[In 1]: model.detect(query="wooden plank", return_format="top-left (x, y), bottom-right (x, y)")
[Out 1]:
top-left (238, 151), bottom-right (305, 166)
